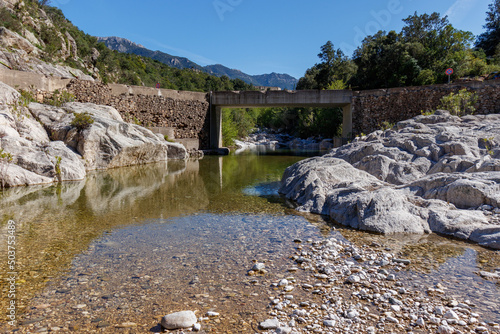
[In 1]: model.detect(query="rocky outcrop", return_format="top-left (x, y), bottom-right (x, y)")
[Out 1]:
top-left (0, 26), bottom-right (39, 56)
top-left (280, 111), bottom-right (500, 249)
top-left (234, 129), bottom-right (334, 154)
top-left (0, 0), bottom-right (96, 79)
top-left (0, 81), bottom-right (187, 187)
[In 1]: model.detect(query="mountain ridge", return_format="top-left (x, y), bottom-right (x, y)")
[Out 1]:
top-left (98, 36), bottom-right (298, 90)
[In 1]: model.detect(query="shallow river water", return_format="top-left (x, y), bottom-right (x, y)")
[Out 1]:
top-left (0, 153), bottom-right (499, 333)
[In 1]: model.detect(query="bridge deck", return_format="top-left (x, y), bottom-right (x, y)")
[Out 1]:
top-left (211, 89), bottom-right (352, 108)
top-left (209, 89), bottom-right (353, 149)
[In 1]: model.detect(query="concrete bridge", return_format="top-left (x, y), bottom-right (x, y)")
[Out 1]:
top-left (209, 90), bottom-right (353, 149)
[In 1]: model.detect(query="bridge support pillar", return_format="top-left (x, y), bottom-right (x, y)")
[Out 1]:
top-left (342, 104), bottom-right (353, 139)
top-left (210, 105), bottom-right (223, 149)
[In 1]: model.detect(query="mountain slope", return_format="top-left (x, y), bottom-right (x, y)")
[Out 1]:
top-left (99, 36), bottom-right (298, 90)
top-left (0, 1), bottom-right (256, 92)
top-left (97, 36), bottom-right (203, 71)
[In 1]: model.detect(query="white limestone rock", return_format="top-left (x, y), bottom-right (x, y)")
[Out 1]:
top-left (280, 111), bottom-right (500, 249)
top-left (160, 311), bottom-right (197, 330)
top-left (0, 27), bottom-right (39, 56)
top-left (29, 102), bottom-right (187, 170)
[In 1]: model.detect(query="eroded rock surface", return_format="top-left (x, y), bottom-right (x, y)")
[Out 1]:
top-left (0, 81), bottom-right (187, 187)
top-left (280, 111), bottom-right (500, 249)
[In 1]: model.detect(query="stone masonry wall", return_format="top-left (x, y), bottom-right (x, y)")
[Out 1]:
top-left (3, 68), bottom-right (499, 146)
top-left (352, 80), bottom-right (500, 136)
top-left (64, 80), bottom-right (210, 146)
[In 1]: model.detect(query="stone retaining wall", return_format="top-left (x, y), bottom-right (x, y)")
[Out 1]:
top-left (352, 80), bottom-right (500, 136)
top-left (64, 80), bottom-right (210, 145)
top-left (2, 68), bottom-right (499, 146)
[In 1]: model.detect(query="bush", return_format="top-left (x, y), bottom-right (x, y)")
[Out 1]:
top-left (45, 90), bottom-right (75, 107)
top-left (439, 89), bottom-right (478, 116)
top-left (0, 8), bottom-right (23, 34)
top-left (221, 109), bottom-right (240, 146)
top-left (70, 112), bottom-right (94, 130)
top-left (415, 69), bottom-right (436, 86)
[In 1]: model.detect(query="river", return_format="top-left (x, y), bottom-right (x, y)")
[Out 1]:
top-left (0, 153), bottom-right (499, 332)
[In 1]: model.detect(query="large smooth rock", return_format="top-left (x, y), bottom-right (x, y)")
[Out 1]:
top-left (0, 82), bottom-right (86, 187)
top-left (0, 163), bottom-right (53, 187)
top-left (1, 136), bottom-right (86, 186)
top-left (29, 102), bottom-right (187, 170)
top-left (280, 111), bottom-right (500, 249)
top-left (0, 80), bottom-right (20, 105)
top-left (161, 311), bottom-right (197, 330)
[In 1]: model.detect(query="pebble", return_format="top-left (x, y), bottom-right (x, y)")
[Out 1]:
top-left (393, 258), bottom-right (411, 265)
top-left (323, 320), bottom-right (336, 327)
top-left (347, 274), bottom-right (361, 283)
top-left (161, 311), bottom-right (197, 330)
top-left (257, 237), bottom-right (499, 334)
top-left (276, 326), bottom-right (292, 334)
top-left (115, 322), bottom-right (137, 328)
top-left (278, 279), bottom-right (289, 286)
top-left (252, 263), bottom-right (266, 271)
top-left (445, 310), bottom-right (460, 320)
top-left (260, 318), bottom-right (280, 330)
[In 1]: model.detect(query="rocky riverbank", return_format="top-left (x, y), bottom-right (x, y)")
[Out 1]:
top-left (256, 236), bottom-right (499, 334)
top-left (0, 81), bottom-right (187, 187)
top-left (280, 110), bottom-right (500, 249)
top-left (234, 129), bottom-right (335, 153)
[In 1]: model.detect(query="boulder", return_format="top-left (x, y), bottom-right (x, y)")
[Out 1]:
top-left (280, 111), bottom-right (500, 249)
top-left (1, 81), bottom-right (187, 188)
top-left (161, 311), bottom-right (197, 330)
top-left (29, 102), bottom-right (187, 170)
top-left (0, 82), bottom-right (50, 143)
top-left (1, 136), bottom-right (86, 186)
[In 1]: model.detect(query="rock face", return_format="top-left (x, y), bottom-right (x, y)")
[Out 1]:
top-left (29, 102), bottom-right (187, 170)
top-left (280, 111), bottom-right (500, 249)
top-left (161, 311), bottom-right (197, 330)
top-left (0, 81), bottom-right (187, 187)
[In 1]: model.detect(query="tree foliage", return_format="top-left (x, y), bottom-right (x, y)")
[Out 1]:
top-left (438, 89), bottom-right (478, 116)
top-left (298, 11), bottom-right (498, 91)
top-left (296, 41), bottom-right (356, 90)
top-left (221, 106), bottom-right (343, 145)
top-left (476, 0), bottom-right (500, 58)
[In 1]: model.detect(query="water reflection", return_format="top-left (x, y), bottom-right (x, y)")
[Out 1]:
top-left (0, 155), bottom-right (303, 318)
top-left (0, 154), bottom-right (499, 330)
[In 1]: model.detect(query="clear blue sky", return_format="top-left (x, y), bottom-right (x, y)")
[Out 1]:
top-left (52, 0), bottom-right (491, 79)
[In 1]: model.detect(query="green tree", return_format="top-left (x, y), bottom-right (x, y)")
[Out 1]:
top-left (296, 65), bottom-right (321, 90)
top-left (476, 0), bottom-right (500, 57)
top-left (353, 31), bottom-right (421, 89)
top-left (296, 42), bottom-right (356, 90)
top-left (316, 41), bottom-right (356, 89)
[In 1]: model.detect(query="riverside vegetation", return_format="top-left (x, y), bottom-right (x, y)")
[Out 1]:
top-left (297, 3), bottom-right (500, 91)
top-left (224, 2), bottom-right (500, 146)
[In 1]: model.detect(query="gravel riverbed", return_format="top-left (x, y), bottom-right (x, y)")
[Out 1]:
top-left (258, 235), bottom-right (499, 334)
top-left (4, 213), bottom-right (499, 334)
